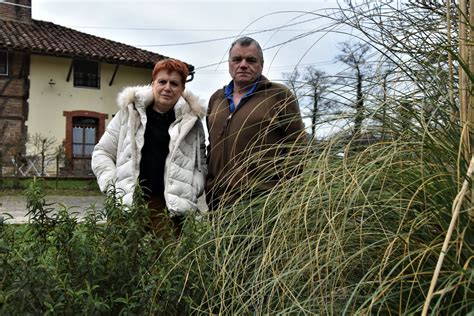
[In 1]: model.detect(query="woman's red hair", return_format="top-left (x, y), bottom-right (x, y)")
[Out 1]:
top-left (152, 59), bottom-right (189, 85)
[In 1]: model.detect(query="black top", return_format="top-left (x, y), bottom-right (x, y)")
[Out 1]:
top-left (139, 105), bottom-right (176, 200)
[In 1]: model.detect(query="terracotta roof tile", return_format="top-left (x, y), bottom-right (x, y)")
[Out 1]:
top-left (0, 19), bottom-right (186, 70)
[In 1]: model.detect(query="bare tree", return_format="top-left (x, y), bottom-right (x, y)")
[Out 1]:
top-left (302, 66), bottom-right (332, 139)
top-left (4, 133), bottom-right (28, 176)
top-left (282, 69), bottom-right (304, 100)
top-left (336, 41), bottom-right (371, 138)
top-left (29, 133), bottom-right (57, 176)
top-left (369, 59), bottom-right (400, 139)
top-left (284, 66), bottom-right (335, 139)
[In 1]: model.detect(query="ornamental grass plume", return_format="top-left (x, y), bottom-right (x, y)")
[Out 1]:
top-left (184, 2), bottom-right (473, 314)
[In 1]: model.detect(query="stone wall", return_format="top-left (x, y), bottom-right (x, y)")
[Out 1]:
top-left (0, 0), bottom-right (31, 175)
top-left (0, 52), bottom-right (30, 175)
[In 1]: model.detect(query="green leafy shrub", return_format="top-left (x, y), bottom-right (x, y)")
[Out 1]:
top-left (0, 180), bottom-right (213, 314)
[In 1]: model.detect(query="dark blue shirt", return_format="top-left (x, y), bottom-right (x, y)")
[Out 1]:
top-left (224, 77), bottom-right (260, 113)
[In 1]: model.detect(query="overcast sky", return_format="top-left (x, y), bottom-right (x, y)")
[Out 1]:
top-left (32, 0), bottom-right (352, 102)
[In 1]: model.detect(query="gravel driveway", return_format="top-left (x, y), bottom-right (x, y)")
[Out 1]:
top-left (0, 194), bottom-right (207, 224)
top-left (0, 195), bottom-right (105, 224)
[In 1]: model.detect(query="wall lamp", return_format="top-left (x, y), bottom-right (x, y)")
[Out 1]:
top-left (48, 78), bottom-right (56, 86)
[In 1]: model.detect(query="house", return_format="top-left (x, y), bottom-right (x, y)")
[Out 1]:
top-left (0, 0), bottom-right (194, 176)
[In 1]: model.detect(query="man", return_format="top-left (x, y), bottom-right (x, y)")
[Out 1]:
top-left (205, 36), bottom-right (306, 210)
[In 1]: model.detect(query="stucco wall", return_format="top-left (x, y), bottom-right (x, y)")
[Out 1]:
top-left (27, 54), bottom-right (151, 153)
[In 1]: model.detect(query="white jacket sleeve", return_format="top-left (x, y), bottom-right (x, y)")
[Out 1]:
top-left (91, 112), bottom-right (122, 193)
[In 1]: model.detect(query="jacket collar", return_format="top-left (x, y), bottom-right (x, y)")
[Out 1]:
top-left (222, 75), bottom-right (272, 95)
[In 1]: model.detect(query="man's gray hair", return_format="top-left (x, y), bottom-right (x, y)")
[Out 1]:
top-left (229, 36), bottom-right (264, 64)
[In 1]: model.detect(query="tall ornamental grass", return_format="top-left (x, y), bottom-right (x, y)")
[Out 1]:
top-left (185, 1), bottom-right (473, 314)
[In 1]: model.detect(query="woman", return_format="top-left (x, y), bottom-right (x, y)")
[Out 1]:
top-left (91, 59), bottom-right (207, 235)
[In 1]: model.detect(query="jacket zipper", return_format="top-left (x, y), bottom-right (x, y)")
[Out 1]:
top-left (222, 112), bottom-right (233, 174)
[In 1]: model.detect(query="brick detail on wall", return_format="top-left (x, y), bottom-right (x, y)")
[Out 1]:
top-left (1, 78), bottom-right (26, 97)
top-left (0, 52), bottom-right (29, 174)
top-left (0, 97), bottom-right (24, 118)
top-left (0, 119), bottom-right (26, 161)
top-left (0, 0), bottom-right (32, 23)
top-left (63, 110), bottom-right (108, 163)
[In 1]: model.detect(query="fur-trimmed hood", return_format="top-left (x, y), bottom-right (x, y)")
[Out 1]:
top-left (116, 85), bottom-right (206, 119)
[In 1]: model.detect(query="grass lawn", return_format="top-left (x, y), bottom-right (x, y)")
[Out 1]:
top-left (0, 178), bottom-right (101, 196)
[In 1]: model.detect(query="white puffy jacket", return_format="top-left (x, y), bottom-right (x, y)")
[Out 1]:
top-left (91, 85), bottom-right (207, 216)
